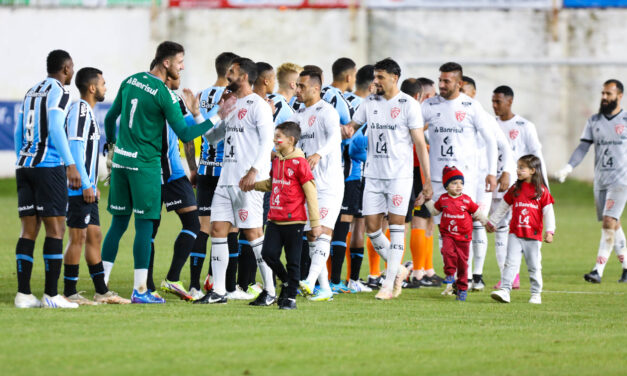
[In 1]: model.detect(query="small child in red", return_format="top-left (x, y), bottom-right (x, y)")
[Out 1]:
top-left (416, 166), bottom-right (487, 302)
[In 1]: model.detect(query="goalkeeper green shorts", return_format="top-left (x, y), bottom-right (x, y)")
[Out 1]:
top-left (107, 165), bottom-right (161, 219)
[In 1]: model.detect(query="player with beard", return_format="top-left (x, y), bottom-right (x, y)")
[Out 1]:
top-left (557, 79), bottom-right (627, 283)
top-left (102, 41), bottom-right (235, 303)
top-left (195, 57), bottom-right (276, 305)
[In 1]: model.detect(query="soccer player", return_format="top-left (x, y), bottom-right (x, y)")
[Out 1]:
top-left (417, 77), bottom-right (437, 100)
top-left (421, 63), bottom-right (498, 278)
top-left (194, 57), bottom-right (276, 305)
top-left (190, 52), bottom-right (240, 297)
top-left (63, 67), bottom-right (130, 305)
top-left (492, 85), bottom-right (547, 288)
top-left (14, 49), bottom-right (82, 309)
top-left (291, 69), bottom-right (344, 302)
top-left (269, 62), bottom-right (301, 126)
top-left (102, 41), bottom-right (234, 304)
top-left (556, 79), bottom-right (627, 283)
top-left (343, 58), bottom-right (432, 300)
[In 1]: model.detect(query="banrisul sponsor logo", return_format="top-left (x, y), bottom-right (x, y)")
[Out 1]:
top-left (127, 77), bottom-right (158, 96)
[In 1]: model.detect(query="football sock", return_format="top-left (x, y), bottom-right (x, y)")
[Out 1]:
top-left (411, 228), bottom-right (426, 270)
top-left (166, 210), bottom-right (199, 282)
top-left (345, 232), bottom-right (352, 281)
top-left (349, 247), bottom-right (364, 281)
top-left (226, 232), bottom-right (239, 293)
top-left (189, 231), bottom-right (208, 290)
top-left (43, 237), bottom-right (63, 296)
top-left (16, 237), bottom-right (35, 294)
top-left (237, 234), bottom-right (256, 289)
top-left (472, 225), bottom-right (488, 276)
top-left (210, 237), bottom-right (229, 295)
top-left (103, 261), bottom-right (114, 286)
top-left (133, 269), bottom-right (148, 293)
top-left (88, 262), bottom-right (108, 294)
top-left (367, 229), bottom-right (390, 261)
top-left (63, 263), bottom-right (79, 297)
top-left (383, 225), bottom-right (404, 289)
top-left (330, 221), bottom-right (350, 284)
top-left (425, 234), bottom-right (434, 271)
top-left (251, 236), bottom-right (275, 296)
top-left (307, 235), bottom-right (331, 287)
top-left (614, 226), bottom-right (626, 255)
top-left (366, 237), bottom-right (381, 277)
top-left (495, 227), bottom-right (509, 274)
top-left (595, 228), bottom-right (615, 277)
top-left (300, 236), bottom-right (311, 280)
top-left (147, 218), bottom-right (159, 292)
top-left (101, 214), bottom-right (130, 264)
top-left (133, 218), bottom-right (153, 270)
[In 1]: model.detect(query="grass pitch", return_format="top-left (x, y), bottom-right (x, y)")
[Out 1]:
top-left (0, 179), bottom-right (625, 376)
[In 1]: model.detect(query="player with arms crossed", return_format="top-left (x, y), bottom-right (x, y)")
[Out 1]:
top-left (556, 79), bottom-right (627, 283)
top-left (343, 58), bottom-right (432, 300)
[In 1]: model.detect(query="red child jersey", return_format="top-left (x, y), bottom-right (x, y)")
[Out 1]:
top-left (267, 156), bottom-right (315, 222)
top-left (434, 193), bottom-right (479, 242)
top-left (504, 182), bottom-right (554, 241)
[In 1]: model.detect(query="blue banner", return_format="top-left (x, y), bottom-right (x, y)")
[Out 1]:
top-left (564, 0), bottom-right (627, 7)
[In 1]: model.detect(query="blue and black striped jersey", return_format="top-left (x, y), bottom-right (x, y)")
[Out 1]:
top-left (268, 93), bottom-right (294, 126)
top-left (322, 85), bottom-right (353, 125)
top-left (66, 99), bottom-right (100, 196)
top-left (161, 94), bottom-right (195, 184)
top-left (197, 86), bottom-right (226, 176)
top-left (344, 92), bottom-right (366, 182)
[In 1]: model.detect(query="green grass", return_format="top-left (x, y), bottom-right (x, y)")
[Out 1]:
top-left (0, 179), bottom-right (625, 375)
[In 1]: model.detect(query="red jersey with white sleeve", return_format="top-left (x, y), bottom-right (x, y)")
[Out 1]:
top-left (267, 154), bottom-right (315, 222)
top-left (503, 182), bottom-right (554, 241)
top-left (434, 193), bottom-right (479, 242)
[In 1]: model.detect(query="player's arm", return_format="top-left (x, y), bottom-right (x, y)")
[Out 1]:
top-left (48, 87), bottom-right (81, 189)
top-left (476, 111), bottom-right (498, 192)
top-left (329, 92), bottom-right (352, 125)
top-left (104, 86), bottom-right (123, 144)
top-left (486, 199), bottom-right (511, 232)
top-left (424, 200), bottom-right (441, 217)
top-left (312, 111), bottom-right (341, 160)
top-left (14, 103), bottom-right (24, 158)
top-left (168, 93), bottom-right (235, 143)
top-left (543, 203), bottom-right (556, 243)
top-left (240, 104), bottom-right (274, 191)
top-left (557, 119), bottom-right (594, 183)
top-left (348, 128), bottom-right (367, 162)
top-left (66, 105), bottom-right (95, 202)
top-left (492, 118), bottom-right (513, 192)
top-left (303, 180), bottom-right (320, 228)
top-left (253, 179), bottom-right (272, 192)
top-left (470, 200), bottom-right (488, 225)
top-left (410, 127), bottom-right (432, 200)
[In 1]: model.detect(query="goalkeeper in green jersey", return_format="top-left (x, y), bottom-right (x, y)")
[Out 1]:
top-left (101, 41), bottom-right (235, 303)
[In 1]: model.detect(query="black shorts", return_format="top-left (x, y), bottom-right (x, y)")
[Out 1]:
top-left (341, 179), bottom-right (364, 218)
top-left (411, 166), bottom-right (430, 219)
top-left (17, 166), bottom-right (67, 217)
top-left (162, 176), bottom-right (197, 212)
top-left (196, 174), bottom-right (220, 216)
top-left (67, 195), bottom-right (100, 229)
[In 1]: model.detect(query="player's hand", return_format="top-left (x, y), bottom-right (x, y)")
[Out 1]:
top-left (497, 172), bottom-right (510, 192)
top-left (414, 192), bottom-right (426, 207)
top-left (311, 226), bottom-right (322, 238)
top-left (485, 174), bottom-right (497, 192)
top-left (421, 181), bottom-right (433, 201)
top-left (182, 88), bottom-right (201, 116)
top-left (218, 94), bottom-right (237, 120)
top-left (544, 231), bottom-right (554, 243)
top-left (66, 164), bottom-right (82, 190)
top-left (239, 168), bottom-right (257, 192)
top-left (83, 186), bottom-right (96, 204)
top-left (266, 98), bottom-right (276, 114)
top-left (307, 153), bottom-right (321, 170)
top-left (485, 221), bottom-right (496, 233)
top-left (189, 169), bottom-right (197, 188)
top-left (341, 125), bottom-right (355, 139)
top-left (96, 188), bottom-right (101, 201)
top-left (555, 164), bottom-right (573, 183)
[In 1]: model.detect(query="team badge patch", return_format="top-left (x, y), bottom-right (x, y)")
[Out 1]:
top-left (391, 107), bottom-right (401, 119)
top-left (238, 108), bottom-right (247, 120)
top-left (392, 194), bottom-right (403, 207)
top-left (606, 199), bottom-right (615, 210)
top-left (320, 207), bottom-right (328, 219)
top-left (308, 115), bottom-right (316, 127)
top-left (615, 124), bottom-right (624, 135)
top-left (287, 168), bottom-right (294, 177)
top-left (509, 129), bottom-right (519, 140)
top-left (273, 186), bottom-right (280, 194)
top-left (238, 209), bottom-right (248, 222)
top-left (455, 111), bottom-right (466, 122)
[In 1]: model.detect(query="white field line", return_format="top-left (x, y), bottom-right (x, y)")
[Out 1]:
top-left (542, 290), bottom-right (625, 295)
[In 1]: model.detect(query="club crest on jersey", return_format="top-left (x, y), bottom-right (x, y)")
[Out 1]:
top-left (455, 111), bottom-right (466, 122)
top-left (287, 168), bottom-right (294, 177)
top-left (615, 124), bottom-right (625, 135)
top-left (238, 108), bottom-right (247, 120)
top-left (273, 186), bottom-right (279, 194)
top-left (606, 199), bottom-right (615, 210)
top-left (320, 207), bottom-right (328, 219)
top-left (238, 209), bottom-right (248, 222)
top-left (308, 115), bottom-right (316, 127)
top-left (392, 194), bottom-right (403, 207)
top-left (509, 129), bottom-right (519, 140)
top-left (521, 208), bottom-right (529, 215)
top-left (450, 219), bottom-right (457, 226)
top-left (391, 107), bottom-right (401, 119)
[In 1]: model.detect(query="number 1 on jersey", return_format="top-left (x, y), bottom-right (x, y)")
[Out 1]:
top-left (129, 98), bottom-right (138, 129)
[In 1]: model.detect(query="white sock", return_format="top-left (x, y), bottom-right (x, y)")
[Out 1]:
top-left (367, 229), bottom-right (390, 261)
top-left (133, 269), bottom-right (148, 293)
top-left (210, 237), bottom-right (229, 295)
top-left (383, 224), bottom-right (404, 289)
top-left (318, 263), bottom-right (331, 291)
top-left (495, 228), bottom-right (509, 275)
top-left (306, 234), bottom-right (331, 286)
top-left (251, 236), bottom-right (275, 296)
top-left (472, 225), bottom-right (488, 276)
top-left (595, 229), bottom-right (615, 277)
top-left (467, 243), bottom-right (474, 279)
top-left (103, 261), bottom-right (114, 286)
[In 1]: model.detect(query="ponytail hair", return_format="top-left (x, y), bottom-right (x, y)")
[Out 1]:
top-left (514, 154), bottom-right (546, 199)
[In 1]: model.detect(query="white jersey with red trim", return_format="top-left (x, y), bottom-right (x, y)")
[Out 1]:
top-left (352, 91), bottom-right (423, 179)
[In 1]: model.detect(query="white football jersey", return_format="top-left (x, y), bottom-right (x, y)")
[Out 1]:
top-left (290, 99), bottom-right (344, 192)
top-left (422, 93), bottom-right (494, 182)
top-left (352, 91), bottom-right (423, 179)
top-left (497, 114), bottom-right (548, 183)
top-left (218, 93), bottom-right (274, 186)
top-left (580, 110), bottom-right (627, 189)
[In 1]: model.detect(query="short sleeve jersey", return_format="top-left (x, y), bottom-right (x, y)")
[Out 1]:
top-left (66, 99), bottom-right (100, 196)
top-left (434, 193), bottom-right (479, 242)
top-left (504, 182), bottom-right (554, 241)
top-left (579, 110), bottom-right (627, 189)
top-left (218, 93), bottom-right (274, 186)
top-left (268, 93), bottom-right (294, 126)
top-left (352, 91), bottom-right (423, 180)
top-left (108, 72), bottom-right (183, 169)
top-left (321, 85), bottom-right (353, 125)
top-left (497, 114), bottom-right (543, 162)
top-left (267, 154), bottom-right (315, 222)
top-left (422, 93), bottom-right (489, 182)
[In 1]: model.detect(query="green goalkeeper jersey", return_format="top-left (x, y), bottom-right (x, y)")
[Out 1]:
top-left (104, 72), bottom-right (214, 168)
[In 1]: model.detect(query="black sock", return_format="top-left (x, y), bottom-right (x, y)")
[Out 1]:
top-left (237, 233), bottom-right (256, 289)
top-left (226, 232), bottom-right (239, 292)
top-left (300, 236), bottom-right (310, 280)
top-left (43, 237), bottom-right (63, 296)
top-left (350, 247), bottom-right (364, 281)
top-left (16, 238), bottom-right (35, 294)
top-left (88, 262), bottom-right (108, 294)
top-left (63, 264), bottom-right (79, 297)
top-left (330, 221), bottom-right (350, 284)
top-left (166, 210), bottom-right (200, 282)
top-left (147, 219), bottom-right (160, 291)
top-left (189, 231), bottom-right (208, 290)
top-left (473, 274), bottom-right (482, 283)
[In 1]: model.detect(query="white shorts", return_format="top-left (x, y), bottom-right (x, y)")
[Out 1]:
top-left (594, 185), bottom-right (627, 221)
top-left (474, 181), bottom-right (492, 217)
top-left (305, 188), bottom-right (343, 231)
top-left (362, 177), bottom-right (412, 217)
top-left (431, 177), bottom-right (478, 225)
top-left (210, 185), bottom-right (264, 229)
